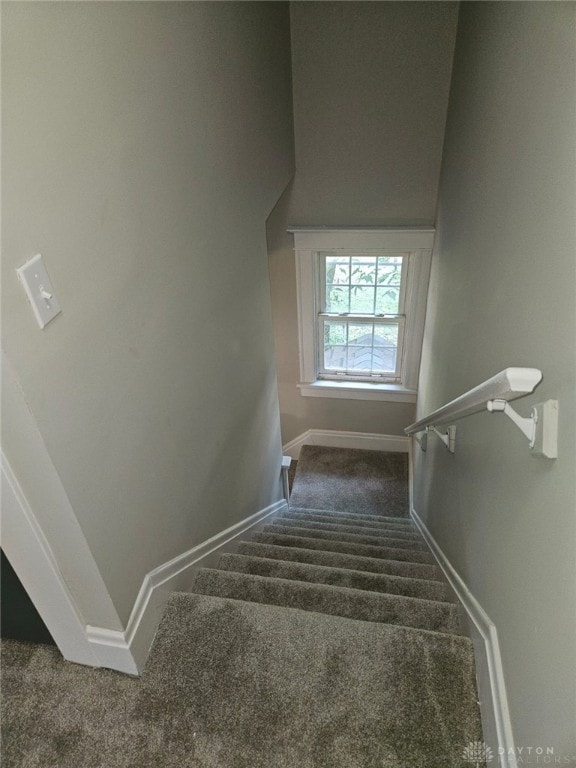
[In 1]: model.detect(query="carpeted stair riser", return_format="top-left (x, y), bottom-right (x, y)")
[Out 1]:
top-left (218, 553), bottom-right (450, 602)
top-left (279, 511), bottom-right (423, 537)
top-left (273, 516), bottom-right (425, 542)
top-left (262, 525), bottom-right (433, 558)
top-left (193, 569), bottom-right (462, 634)
top-left (289, 506), bottom-right (413, 525)
top-left (237, 541), bottom-right (443, 582)
top-left (253, 531), bottom-right (435, 565)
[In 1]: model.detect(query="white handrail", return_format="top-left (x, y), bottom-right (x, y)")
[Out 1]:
top-left (405, 367), bottom-right (542, 435)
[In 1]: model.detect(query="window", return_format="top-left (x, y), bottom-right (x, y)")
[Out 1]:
top-left (291, 228), bottom-right (434, 402)
top-left (319, 252), bottom-right (406, 381)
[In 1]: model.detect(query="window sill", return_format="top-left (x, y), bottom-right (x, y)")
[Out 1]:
top-left (297, 380), bottom-right (417, 403)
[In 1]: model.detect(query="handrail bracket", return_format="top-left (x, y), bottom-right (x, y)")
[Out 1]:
top-left (427, 425), bottom-right (457, 454)
top-left (487, 399), bottom-right (536, 447)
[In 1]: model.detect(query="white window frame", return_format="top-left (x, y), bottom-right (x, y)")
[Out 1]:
top-left (291, 228), bottom-right (434, 402)
top-left (317, 251), bottom-right (408, 383)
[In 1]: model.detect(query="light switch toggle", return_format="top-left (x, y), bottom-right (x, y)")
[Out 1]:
top-left (16, 254), bottom-right (62, 329)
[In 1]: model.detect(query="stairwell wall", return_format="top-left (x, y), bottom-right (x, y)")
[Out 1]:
top-left (2, 2), bottom-right (294, 627)
top-left (267, 2), bottom-right (459, 445)
top-left (413, 3), bottom-right (576, 755)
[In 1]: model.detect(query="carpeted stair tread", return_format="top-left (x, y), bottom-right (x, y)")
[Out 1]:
top-left (289, 505), bottom-right (413, 525)
top-left (253, 531), bottom-right (436, 564)
top-left (272, 516), bottom-right (425, 542)
top-left (263, 524), bottom-right (431, 554)
top-left (280, 510), bottom-right (423, 537)
top-left (237, 541), bottom-right (443, 581)
top-left (144, 592), bottom-right (482, 767)
top-left (193, 568), bottom-right (462, 634)
top-left (217, 553), bottom-right (450, 602)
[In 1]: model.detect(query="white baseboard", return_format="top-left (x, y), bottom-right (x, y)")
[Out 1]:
top-left (86, 498), bottom-right (288, 674)
top-left (410, 506), bottom-right (518, 768)
top-left (282, 429), bottom-right (410, 460)
top-left (85, 626), bottom-right (139, 675)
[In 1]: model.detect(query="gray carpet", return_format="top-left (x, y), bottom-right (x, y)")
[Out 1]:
top-left (288, 445), bottom-right (409, 516)
top-left (1, 596), bottom-right (481, 768)
top-left (251, 530), bottom-right (435, 564)
top-left (236, 540), bottom-right (443, 581)
top-left (1, 446), bottom-right (482, 767)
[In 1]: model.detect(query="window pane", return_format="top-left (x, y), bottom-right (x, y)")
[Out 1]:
top-left (325, 322), bottom-right (347, 345)
top-left (349, 286), bottom-right (375, 314)
top-left (375, 286), bottom-right (400, 314)
top-left (347, 345), bottom-right (374, 372)
top-left (323, 321), bottom-right (347, 370)
top-left (373, 324), bottom-right (399, 372)
top-left (346, 323), bottom-right (370, 342)
top-left (326, 285), bottom-right (350, 313)
top-left (323, 321), bottom-right (399, 375)
top-left (325, 256), bottom-right (349, 285)
top-left (350, 257), bottom-right (376, 285)
top-left (347, 324), bottom-right (374, 371)
top-left (377, 256), bottom-right (403, 287)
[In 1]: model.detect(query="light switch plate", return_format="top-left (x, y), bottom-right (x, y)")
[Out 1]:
top-left (16, 254), bottom-right (62, 329)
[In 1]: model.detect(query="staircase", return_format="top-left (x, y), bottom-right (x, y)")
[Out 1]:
top-left (149, 499), bottom-right (482, 767)
top-left (194, 508), bottom-right (462, 634)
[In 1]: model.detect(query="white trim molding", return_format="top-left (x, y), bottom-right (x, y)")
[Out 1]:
top-left (282, 429), bottom-right (410, 460)
top-left (289, 226), bottom-right (436, 251)
top-left (87, 499), bottom-right (288, 674)
top-left (410, 506), bottom-right (518, 768)
top-left (298, 380), bottom-right (417, 402)
top-left (290, 227), bottom-right (434, 400)
top-left (1, 352), bottom-right (125, 632)
top-left (3, 424), bottom-right (286, 676)
top-left (1, 451), bottom-right (101, 668)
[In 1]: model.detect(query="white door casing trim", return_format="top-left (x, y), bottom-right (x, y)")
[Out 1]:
top-left (1, 451), bottom-right (100, 667)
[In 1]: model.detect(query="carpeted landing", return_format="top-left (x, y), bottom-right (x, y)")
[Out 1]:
top-left (288, 445), bottom-right (409, 516)
top-left (1, 446), bottom-right (482, 767)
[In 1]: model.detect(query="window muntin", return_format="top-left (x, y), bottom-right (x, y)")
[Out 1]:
top-left (318, 252), bottom-right (408, 382)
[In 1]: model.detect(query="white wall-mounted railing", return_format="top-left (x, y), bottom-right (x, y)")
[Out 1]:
top-left (405, 368), bottom-right (558, 458)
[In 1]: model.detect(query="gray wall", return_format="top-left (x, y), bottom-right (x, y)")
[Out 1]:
top-left (414, 3), bottom-right (576, 752)
top-left (267, 2), bottom-right (458, 445)
top-left (2, 2), bottom-right (294, 625)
